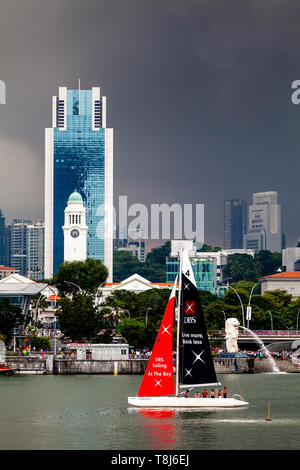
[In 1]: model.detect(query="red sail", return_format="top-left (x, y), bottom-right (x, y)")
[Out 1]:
top-left (137, 283), bottom-right (176, 397)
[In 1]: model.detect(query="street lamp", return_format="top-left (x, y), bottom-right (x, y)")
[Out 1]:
top-left (246, 282), bottom-right (259, 329)
top-left (12, 328), bottom-right (18, 353)
top-left (145, 307), bottom-right (152, 326)
top-left (228, 285), bottom-right (245, 327)
top-left (296, 308), bottom-right (300, 334)
top-left (268, 311), bottom-right (273, 331)
top-left (63, 280), bottom-right (82, 292)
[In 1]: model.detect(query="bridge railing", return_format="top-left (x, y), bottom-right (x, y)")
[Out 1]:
top-left (209, 330), bottom-right (300, 337)
top-left (238, 330), bottom-right (300, 336)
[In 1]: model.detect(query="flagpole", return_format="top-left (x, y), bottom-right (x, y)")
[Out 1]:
top-left (175, 248), bottom-right (183, 397)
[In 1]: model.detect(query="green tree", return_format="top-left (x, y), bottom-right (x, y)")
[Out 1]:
top-left (113, 251), bottom-right (141, 282)
top-left (230, 280), bottom-right (259, 295)
top-left (145, 241), bottom-right (171, 265)
top-left (53, 258), bottom-right (108, 296)
top-left (30, 336), bottom-right (51, 351)
top-left (56, 293), bottom-right (103, 341)
top-left (254, 250), bottom-right (282, 277)
top-left (263, 290), bottom-right (292, 311)
top-left (0, 299), bottom-right (23, 343)
top-left (116, 318), bottom-right (156, 348)
top-left (197, 244), bottom-right (222, 252)
top-left (138, 264), bottom-right (166, 282)
top-left (104, 289), bottom-right (138, 318)
top-left (198, 290), bottom-right (219, 306)
top-left (204, 299), bottom-right (236, 330)
top-left (113, 247), bottom-right (168, 283)
top-left (223, 253), bottom-right (260, 282)
top-left (134, 288), bottom-right (171, 326)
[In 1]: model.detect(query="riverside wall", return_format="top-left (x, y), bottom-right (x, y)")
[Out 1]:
top-left (6, 356), bottom-right (300, 375)
top-left (6, 357), bottom-right (148, 375)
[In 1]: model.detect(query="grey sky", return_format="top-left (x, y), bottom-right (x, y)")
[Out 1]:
top-left (0, 0), bottom-right (300, 247)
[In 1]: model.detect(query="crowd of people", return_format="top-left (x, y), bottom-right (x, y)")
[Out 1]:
top-left (184, 387), bottom-right (227, 398)
top-left (241, 350), bottom-right (293, 360)
top-left (129, 348), bottom-right (151, 359)
top-left (130, 347), bottom-right (295, 361)
top-left (213, 346), bottom-right (294, 360)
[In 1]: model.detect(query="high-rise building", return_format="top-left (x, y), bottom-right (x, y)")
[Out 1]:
top-left (26, 220), bottom-right (45, 281)
top-left (0, 210), bottom-right (11, 266)
top-left (244, 191), bottom-right (282, 252)
top-left (44, 85), bottom-right (113, 281)
top-left (0, 210), bottom-right (7, 265)
top-left (282, 247), bottom-right (300, 271)
top-left (10, 219), bottom-right (44, 281)
top-left (118, 240), bottom-right (146, 263)
top-left (224, 199), bottom-right (247, 249)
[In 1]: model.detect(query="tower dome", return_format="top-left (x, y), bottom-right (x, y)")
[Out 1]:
top-left (68, 191), bottom-right (83, 203)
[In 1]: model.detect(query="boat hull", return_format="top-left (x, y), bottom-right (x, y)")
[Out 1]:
top-left (0, 367), bottom-right (14, 376)
top-left (128, 396), bottom-right (248, 408)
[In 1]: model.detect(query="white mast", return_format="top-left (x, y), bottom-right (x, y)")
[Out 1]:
top-left (175, 248), bottom-right (183, 396)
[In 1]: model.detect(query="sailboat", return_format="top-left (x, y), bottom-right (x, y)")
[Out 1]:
top-left (128, 250), bottom-right (248, 408)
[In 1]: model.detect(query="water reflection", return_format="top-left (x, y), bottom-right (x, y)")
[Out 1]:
top-left (137, 409), bottom-right (178, 449)
top-left (134, 408), bottom-right (219, 450)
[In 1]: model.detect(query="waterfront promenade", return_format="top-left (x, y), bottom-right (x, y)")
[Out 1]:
top-left (5, 329), bottom-right (300, 375)
top-left (5, 354), bottom-right (300, 375)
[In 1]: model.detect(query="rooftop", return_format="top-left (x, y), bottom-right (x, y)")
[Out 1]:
top-left (68, 191), bottom-right (83, 203)
top-left (0, 266), bottom-right (18, 271)
top-left (260, 271), bottom-right (300, 280)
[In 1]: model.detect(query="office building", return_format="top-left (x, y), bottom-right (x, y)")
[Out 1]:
top-left (10, 219), bottom-right (44, 281)
top-left (244, 191), bottom-right (282, 252)
top-left (282, 247), bottom-right (300, 272)
top-left (0, 210), bottom-right (6, 264)
top-left (44, 85), bottom-right (113, 281)
top-left (260, 271), bottom-right (300, 299)
top-left (0, 266), bottom-right (19, 280)
top-left (0, 210), bottom-right (10, 266)
top-left (165, 240), bottom-right (254, 296)
top-left (224, 199), bottom-right (247, 249)
top-left (117, 240), bottom-right (146, 263)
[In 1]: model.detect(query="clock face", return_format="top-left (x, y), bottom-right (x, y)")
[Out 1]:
top-left (70, 229), bottom-right (80, 238)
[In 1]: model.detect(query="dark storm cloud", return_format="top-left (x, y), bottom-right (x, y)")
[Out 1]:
top-left (0, 0), bottom-right (300, 245)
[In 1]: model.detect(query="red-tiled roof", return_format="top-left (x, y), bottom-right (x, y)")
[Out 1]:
top-left (152, 282), bottom-right (175, 287)
top-left (0, 266), bottom-right (18, 271)
top-left (260, 271), bottom-right (300, 280)
top-left (103, 282), bottom-right (175, 287)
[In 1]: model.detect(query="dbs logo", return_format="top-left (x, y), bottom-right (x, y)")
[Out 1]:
top-left (184, 300), bottom-right (196, 315)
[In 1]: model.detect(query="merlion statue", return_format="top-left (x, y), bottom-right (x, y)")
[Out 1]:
top-left (225, 318), bottom-right (240, 353)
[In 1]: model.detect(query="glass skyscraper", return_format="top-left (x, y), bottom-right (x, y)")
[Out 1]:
top-left (224, 199), bottom-right (247, 249)
top-left (44, 86), bottom-right (113, 280)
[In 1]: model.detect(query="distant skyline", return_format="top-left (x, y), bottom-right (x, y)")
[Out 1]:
top-left (1, 1), bottom-right (300, 247)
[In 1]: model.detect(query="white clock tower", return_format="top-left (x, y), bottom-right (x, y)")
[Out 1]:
top-left (62, 192), bottom-right (88, 262)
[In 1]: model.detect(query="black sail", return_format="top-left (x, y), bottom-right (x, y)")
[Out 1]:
top-left (178, 252), bottom-right (219, 388)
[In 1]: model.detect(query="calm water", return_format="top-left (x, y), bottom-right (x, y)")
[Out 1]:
top-left (0, 373), bottom-right (299, 450)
